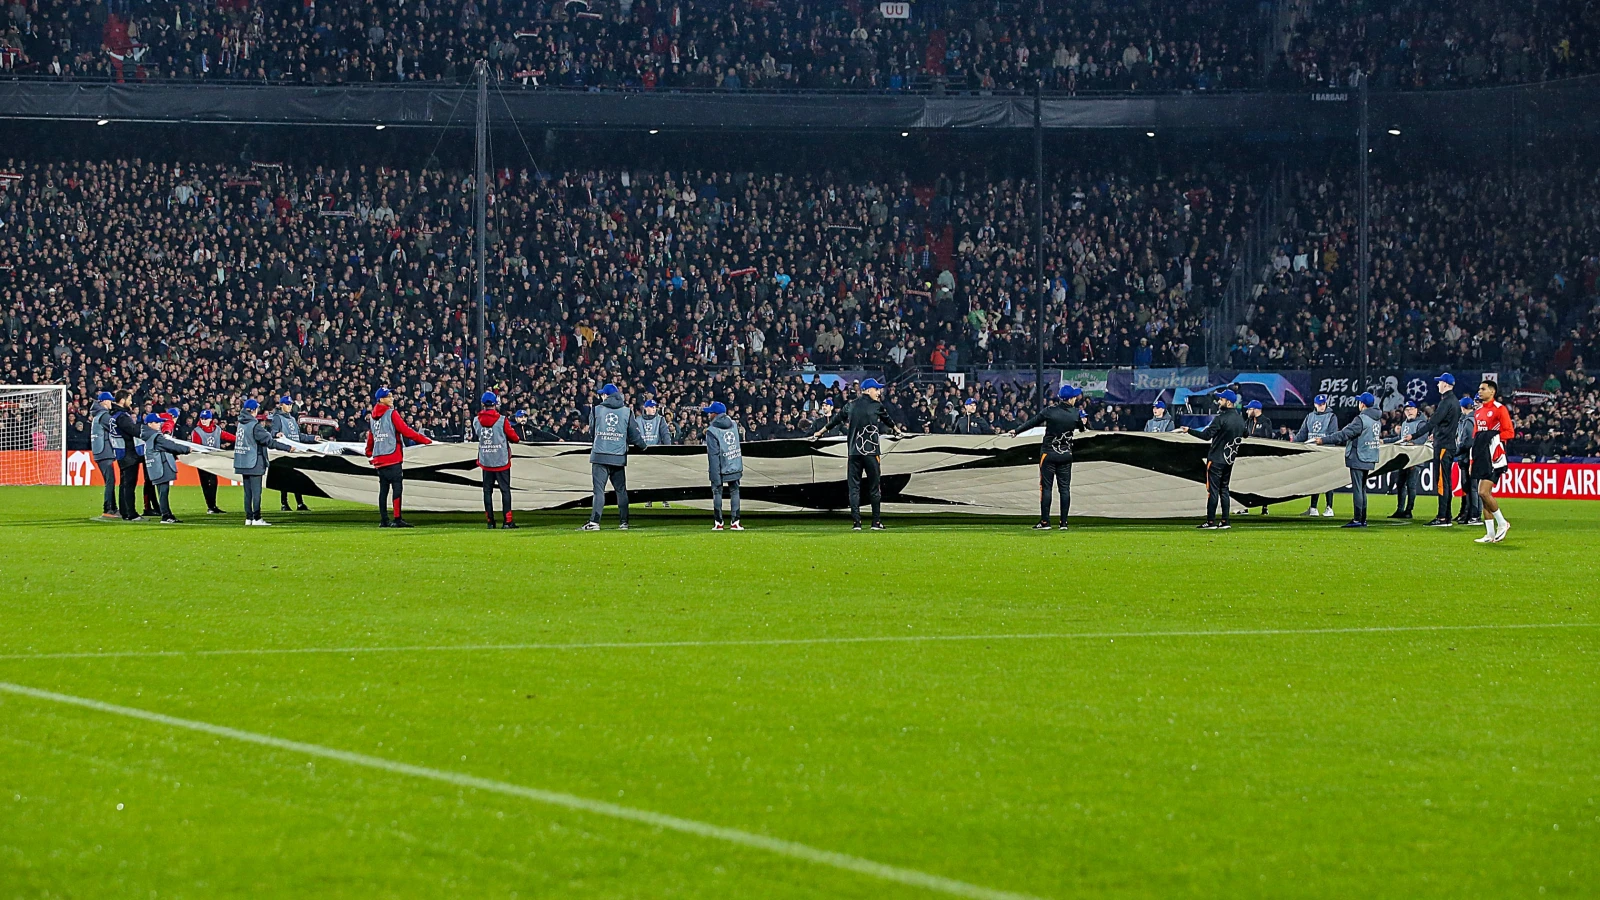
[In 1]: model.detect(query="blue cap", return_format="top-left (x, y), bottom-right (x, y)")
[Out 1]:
top-left (514, 409), bottom-right (527, 417)
top-left (278, 396), bottom-right (293, 406)
top-left (243, 399), bottom-right (260, 411)
top-left (481, 391), bottom-right (498, 406)
top-left (200, 410), bottom-right (215, 420)
top-left (861, 378), bottom-right (885, 390)
top-left (964, 397), bottom-right (977, 406)
top-left (1216, 389), bottom-right (1239, 405)
top-left (644, 400), bottom-right (657, 408)
top-left (823, 398), bottom-right (835, 407)
top-left (1356, 392), bottom-right (1377, 406)
top-left (1460, 397), bottom-right (1474, 409)
top-left (600, 383), bottom-right (619, 396)
top-left (702, 401), bottom-right (727, 414)
top-left (1153, 400), bottom-right (1167, 410)
top-left (1436, 373), bottom-right (1455, 386)
top-left (167, 407), bottom-right (181, 417)
top-left (1244, 400), bottom-right (1263, 411)
top-left (374, 387), bottom-right (392, 400)
top-left (1057, 384), bottom-right (1083, 400)
top-left (143, 413), bottom-right (163, 424)
top-left (1404, 400), bottom-right (1418, 409)
top-left (96, 391), bottom-right (114, 402)
top-left (1314, 394), bottom-right (1329, 405)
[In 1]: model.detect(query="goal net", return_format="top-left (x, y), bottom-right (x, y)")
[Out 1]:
top-left (0, 385), bottom-right (68, 486)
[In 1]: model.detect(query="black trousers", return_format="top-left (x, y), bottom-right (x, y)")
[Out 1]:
top-left (1396, 466), bottom-right (1421, 512)
top-left (847, 454), bottom-right (882, 524)
top-left (153, 482), bottom-right (173, 518)
top-left (1349, 467), bottom-right (1369, 521)
top-left (1455, 456), bottom-right (1481, 518)
top-left (141, 459), bottom-right (158, 512)
top-left (1039, 458), bottom-right (1072, 522)
top-left (1206, 460), bottom-right (1233, 523)
top-left (482, 468), bottom-right (512, 522)
top-left (117, 457), bottom-right (141, 518)
top-left (279, 489), bottom-right (304, 508)
top-left (590, 463), bottom-right (628, 524)
top-left (199, 471), bottom-right (220, 510)
top-left (97, 458), bottom-right (118, 512)
top-left (1432, 446), bottom-right (1454, 520)
top-left (378, 464), bottom-right (405, 521)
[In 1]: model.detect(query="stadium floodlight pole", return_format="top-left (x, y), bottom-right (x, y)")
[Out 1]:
top-left (1357, 70), bottom-right (1370, 387)
top-left (1034, 76), bottom-right (1046, 409)
top-left (474, 59), bottom-right (489, 409)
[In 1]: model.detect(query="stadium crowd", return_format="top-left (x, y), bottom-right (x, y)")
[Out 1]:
top-left (0, 152), bottom-right (1241, 444)
top-left (1, 0), bottom-right (1591, 92)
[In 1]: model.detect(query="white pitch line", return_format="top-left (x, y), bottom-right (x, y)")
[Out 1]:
top-left (0, 681), bottom-right (1040, 900)
top-left (0, 622), bottom-right (1593, 663)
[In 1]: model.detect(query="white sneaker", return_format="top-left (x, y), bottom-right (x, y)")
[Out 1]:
top-left (257, 519), bottom-right (273, 527)
top-left (730, 521), bottom-right (744, 531)
top-left (579, 522), bottom-right (600, 532)
top-left (1303, 508), bottom-right (1320, 517)
top-left (1474, 533), bottom-right (1496, 544)
top-left (1322, 508), bottom-right (1335, 517)
top-left (1491, 522), bottom-right (1509, 543)
top-left (712, 521), bottom-right (724, 531)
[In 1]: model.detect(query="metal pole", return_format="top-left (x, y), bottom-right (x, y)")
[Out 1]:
top-left (1357, 72), bottom-right (1370, 386)
top-left (1033, 78), bottom-right (1046, 409)
top-left (474, 60), bottom-right (489, 408)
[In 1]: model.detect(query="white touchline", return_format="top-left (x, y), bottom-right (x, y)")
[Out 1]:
top-left (0, 681), bottom-right (1041, 900)
top-left (0, 622), bottom-right (1593, 663)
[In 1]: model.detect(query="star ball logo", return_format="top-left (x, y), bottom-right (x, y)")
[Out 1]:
top-left (1405, 378), bottom-right (1429, 402)
top-left (853, 424), bottom-right (880, 455)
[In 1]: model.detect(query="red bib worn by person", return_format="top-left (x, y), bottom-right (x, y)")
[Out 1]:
top-left (189, 410), bottom-right (236, 514)
top-left (364, 387), bottom-right (432, 528)
top-left (473, 392), bottom-right (522, 529)
top-left (1472, 399), bottom-right (1515, 469)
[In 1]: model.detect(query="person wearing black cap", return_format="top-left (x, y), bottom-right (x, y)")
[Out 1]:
top-left (233, 398), bottom-right (296, 526)
top-left (582, 383), bottom-right (647, 531)
top-left (89, 391), bottom-right (123, 518)
top-left (1424, 373), bottom-right (1463, 526)
top-left (365, 387), bottom-right (433, 528)
top-left (1178, 389), bottom-right (1247, 530)
top-left (1386, 400), bottom-right (1432, 519)
top-left (1294, 394), bottom-right (1339, 516)
top-left (1314, 391), bottom-right (1382, 528)
top-left (473, 391), bottom-right (522, 529)
top-left (953, 398), bottom-right (992, 435)
top-left (1242, 400), bottom-right (1273, 515)
top-left (139, 412), bottom-right (192, 523)
top-left (812, 378), bottom-right (902, 531)
top-left (702, 401), bottom-right (744, 531)
top-left (111, 391), bottom-right (145, 520)
top-left (1007, 384), bottom-right (1089, 529)
top-left (270, 395), bottom-right (315, 512)
top-left (189, 409), bottom-right (234, 514)
top-left (1143, 400), bottom-right (1177, 432)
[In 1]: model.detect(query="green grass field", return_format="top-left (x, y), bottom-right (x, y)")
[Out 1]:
top-left (1, 486), bottom-right (1596, 899)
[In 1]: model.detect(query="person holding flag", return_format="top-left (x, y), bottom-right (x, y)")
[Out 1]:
top-left (1179, 389), bottom-right (1247, 530)
top-left (270, 395), bottom-right (315, 512)
top-left (189, 409), bottom-right (235, 514)
top-left (366, 387), bottom-right (433, 528)
top-left (140, 412), bottom-right (192, 523)
top-left (639, 398), bottom-right (676, 508)
top-left (1314, 391), bottom-right (1382, 528)
top-left (702, 401), bottom-right (744, 531)
top-left (233, 399), bottom-right (295, 526)
top-left (811, 378), bottom-right (902, 531)
top-left (1294, 394), bottom-right (1339, 516)
top-left (1008, 384), bottom-right (1089, 530)
top-left (1143, 400), bottom-right (1177, 432)
top-left (581, 383), bottom-right (647, 531)
top-left (89, 391), bottom-right (123, 518)
top-left (473, 391), bottom-right (521, 529)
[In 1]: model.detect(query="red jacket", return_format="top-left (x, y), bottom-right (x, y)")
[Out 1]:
top-left (364, 404), bottom-right (432, 467)
top-left (190, 422), bottom-right (236, 445)
top-left (474, 409), bottom-right (521, 471)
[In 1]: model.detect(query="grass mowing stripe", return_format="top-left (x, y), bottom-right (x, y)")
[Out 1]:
top-left (1, 621), bottom-right (1594, 662)
top-left (0, 681), bottom-right (1042, 900)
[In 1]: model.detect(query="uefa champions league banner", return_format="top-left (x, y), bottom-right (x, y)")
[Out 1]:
top-left (176, 433), bottom-right (1435, 518)
top-left (1106, 368), bottom-right (1312, 407)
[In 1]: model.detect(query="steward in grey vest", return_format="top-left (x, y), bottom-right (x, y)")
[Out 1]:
top-left (1320, 397), bottom-right (1382, 526)
top-left (583, 385), bottom-right (648, 529)
top-left (475, 415), bottom-right (511, 469)
top-left (91, 407), bottom-right (125, 461)
top-left (1143, 403), bottom-right (1177, 433)
top-left (702, 402), bottom-right (743, 528)
top-left (271, 398), bottom-right (313, 511)
top-left (639, 402), bottom-right (675, 445)
top-left (270, 409), bottom-right (303, 443)
top-left (1295, 409), bottom-right (1339, 442)
top-left (369, 407), bottom-right (399, 459)
top-left (140, 415), bottom-right (191, 521)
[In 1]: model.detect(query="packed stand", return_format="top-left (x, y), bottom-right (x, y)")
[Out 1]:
top-left (1230, 163), bottom-right (1600, 392)
top-left (1276, 0), bottom-right (1600, 89)
top-left (1, 0), bottom-right (1261, 92)
top-left (0, 154), bottom-right (1244, 446)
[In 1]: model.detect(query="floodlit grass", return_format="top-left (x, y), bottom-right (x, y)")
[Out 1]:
top-left (1, 486), bottom-right (1596, 898)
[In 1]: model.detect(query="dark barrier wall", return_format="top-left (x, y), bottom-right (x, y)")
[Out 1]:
top-left (3, 77), bottom-right (1596, 137)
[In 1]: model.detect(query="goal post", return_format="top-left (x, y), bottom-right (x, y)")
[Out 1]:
top-left (0, 385), bottom-right (68, 486)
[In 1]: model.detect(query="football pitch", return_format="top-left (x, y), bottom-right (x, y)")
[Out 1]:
top-left (1, 487), bottom-right (1595, 898)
